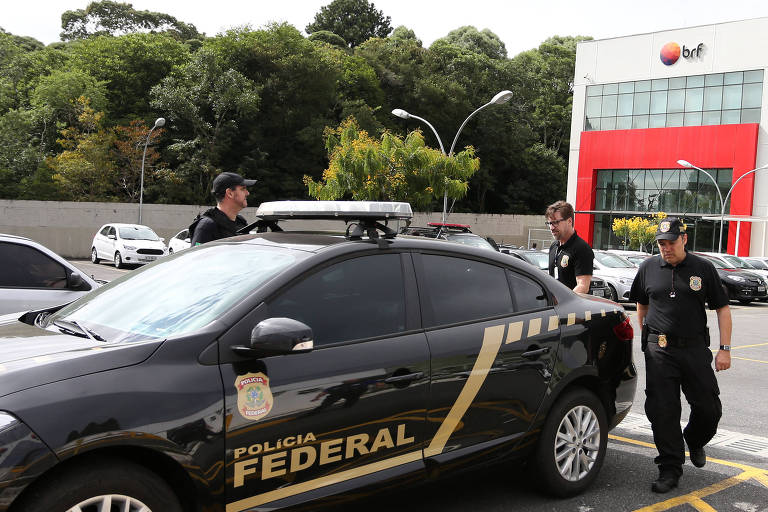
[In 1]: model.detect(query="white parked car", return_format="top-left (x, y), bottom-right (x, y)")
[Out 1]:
top-left (593, 250), bottom-right (638, 303)
top-left (168, 229), bottom-right (191, 254)
top-left (0, 233), bottom-right (99, 315)
top-left (91, 223), bottom-right (166, 269)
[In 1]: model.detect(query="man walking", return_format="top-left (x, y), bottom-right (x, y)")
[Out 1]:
top-left (629, 217), bottom-right (732, 493)
top-left (190, 172), bottom-right (256, 246)
top-left (546, 200), bottom-right (593, 294)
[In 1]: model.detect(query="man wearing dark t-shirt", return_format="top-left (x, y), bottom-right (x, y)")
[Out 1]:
top-left (546, 200), bottom-right (593, 294)
top-left (190, 172), bottom-right (256, 246)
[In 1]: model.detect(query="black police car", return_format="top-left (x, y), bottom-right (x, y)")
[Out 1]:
top-left (695, 252), bottom-right (768, 304)
top-left (0, 202), bottom-right (636, 511)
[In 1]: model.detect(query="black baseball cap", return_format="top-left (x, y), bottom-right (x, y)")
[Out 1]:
top-left (212, 172), bottom-right (257, 195)
top-left (655, 217), bottom-right (687, 240)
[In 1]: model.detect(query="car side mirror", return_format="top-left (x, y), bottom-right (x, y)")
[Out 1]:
top-left (231, 318), bottom-right (314, 357)
top-left (160, 237), bottom-right (165, 242)
top-left (68, 272), bottom-right (91, 291)
top-left (107, 234), bottom-right (116, 240)
top-left (184, 238), bottom-right (190, 243)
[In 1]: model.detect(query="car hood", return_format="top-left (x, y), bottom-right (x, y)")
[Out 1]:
top-left (120, 239), bottom-right (164, 249)
top-left (720, 269), bottom-right (763, 280)
top-left (0, 314), bottom-right (162, 397)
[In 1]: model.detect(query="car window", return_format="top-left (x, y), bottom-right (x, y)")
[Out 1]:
top-left (700, 255), bottom-right (725, 269)
top-left (177, 230), bottom-right (189, 240)
top-left (119, 226), bottom-right (160, 241)
top-left (444, 233), bottom-right (496, 251)
top-left (269, 254), bottom-right (406, 346)
top-left (100, 226), bottom-right (110, 236)
top-left (746, 259), bottom-right (768, 270)
top-left (108, 227), bottom-right (116, 237)
top-left (594, 252), bottom-right (634, 268)
top-left (507, 271), bottom-right (548, 311)
top-left (0, 242), bottom-right (68, 288)
top-left (420, 254), bottom-right (513, 327)
top-left (50, 245), bottom-right (304, 342)
top-left (722, 255), bottom-right (749, 269)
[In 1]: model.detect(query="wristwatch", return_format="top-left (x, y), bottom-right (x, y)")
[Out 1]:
top-left (719, 345), bottom-right (731, 351)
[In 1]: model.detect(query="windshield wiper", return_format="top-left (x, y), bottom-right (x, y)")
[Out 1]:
top-left (52, 319), bottom-right (105, 342)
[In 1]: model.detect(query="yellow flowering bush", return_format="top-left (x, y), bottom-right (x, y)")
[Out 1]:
top-left (612, 212), bottom-right (668, 250)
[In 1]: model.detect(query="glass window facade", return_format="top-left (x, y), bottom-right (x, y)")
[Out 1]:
top-left (592, 168), bottom-right (733, 252)
top-left (585, 70), bottom-right (763, 131)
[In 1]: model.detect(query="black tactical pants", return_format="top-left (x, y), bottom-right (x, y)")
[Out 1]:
top-left (644, 342), bottom-right (722, 475)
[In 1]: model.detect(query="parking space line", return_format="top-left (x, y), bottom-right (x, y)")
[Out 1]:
top-left (609, 434), bottom-right (768, 512)
top-left (732, 356), bottom-right (768, 364)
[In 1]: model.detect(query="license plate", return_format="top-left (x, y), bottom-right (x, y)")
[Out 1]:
top-left (592, 289), bottom-right (605, 297)
top-left (139, 256), bottom-right (156, 262)
top-left (759, 286), bottom-right (765, 292)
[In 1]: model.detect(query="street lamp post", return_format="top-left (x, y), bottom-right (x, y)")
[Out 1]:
top-left (138, 117), bottom-right (166, 224)
top-left (677, 159), bottom-right (725, 252)
top-left (392, 90), bottom-right (513, 223)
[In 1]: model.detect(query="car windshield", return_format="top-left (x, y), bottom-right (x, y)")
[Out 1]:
top-left (722, 255), bottom-right (750, 269)
top-left (520, 252), bottom-right (548, 270)
top-left (47, 244), bottom-right (304, 342)
top-left (746, 259), bottom-right (768, 270)
top-left (119, 226), bottom-right (160, 241)
top-left (595, 252), bottom-right (635, 268)
top-left (444, 233), bottom-right (495, 251)
top-left (701, 255), bottom-right (726, 269)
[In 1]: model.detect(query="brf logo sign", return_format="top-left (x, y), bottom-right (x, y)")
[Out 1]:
top-left (660, 42), bottom-right (704, 65)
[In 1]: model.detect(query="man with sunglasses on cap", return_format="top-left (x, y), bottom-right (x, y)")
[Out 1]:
top-left (546, 200), bottom-right (594, 294)
top-left (629, 217), bottom-right (732, 494)
top-left (190, 172), bottom-right (256, 246)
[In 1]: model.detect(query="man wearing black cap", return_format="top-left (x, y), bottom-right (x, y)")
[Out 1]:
top-left (629, 217), bottom-right (732, 494)
top-left (189, 172), bottom-right (256, 246)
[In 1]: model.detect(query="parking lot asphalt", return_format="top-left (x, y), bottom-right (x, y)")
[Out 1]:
top-left (69, 259), bottom-right (768, 511)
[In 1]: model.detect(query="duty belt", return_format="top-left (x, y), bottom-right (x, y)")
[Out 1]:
top-left (647, 328), bottom-right (706, 348)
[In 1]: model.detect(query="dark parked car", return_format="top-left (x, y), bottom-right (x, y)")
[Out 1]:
top-left (694, 252), bottom-right (768, 304)
top-left (0, 202), bottom-right (636, 511)
top-left (507, 249), bottom-right (610, 299)
top-left (399, 222), bottom-right (499, 251)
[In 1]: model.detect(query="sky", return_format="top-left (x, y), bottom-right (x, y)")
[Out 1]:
top-left (3, 0), bottom-right (768, 56)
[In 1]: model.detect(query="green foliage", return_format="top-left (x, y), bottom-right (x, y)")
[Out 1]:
top-left (389, 26), bottom-right (421, 47)
top-left (305, 118), bottom-right (479, 210)
top-left (308, 30), bottom-right (347, 48)
top-left (0, 109), bottom-right (40, 198)
top-left (61, 0), bottom-right (202, 41)
top-left (306, 0), bottom-right (392, 48)
top-left (434, 26), bottom-right (507, 59)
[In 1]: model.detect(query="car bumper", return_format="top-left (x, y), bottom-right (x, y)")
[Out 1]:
top-left (724, 282), bottom-right (768, 301)
top-left (121, 250), bottom-right (164, 265)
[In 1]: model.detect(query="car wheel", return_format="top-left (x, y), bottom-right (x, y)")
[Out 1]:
top-left (12, 459), bottom-right (181, 512)
top-left (90, 247), bottom-right (100, 264)
top-left (168, 247), bottom-right (174, 254)
top-left (114, 252), bottom-right (124, 269)
top-left (533, 387), bottom-right (607, 497)
top-left (607, 284), bottom-right (618, 302)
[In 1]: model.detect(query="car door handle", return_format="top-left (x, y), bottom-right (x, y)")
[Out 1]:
top-left (521, 347), bottom-right (550, 359)
top-left (384, 372), bottom-right (423, 384)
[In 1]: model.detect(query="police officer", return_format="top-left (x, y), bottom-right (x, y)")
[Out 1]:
top-left (190, 172), bottom-right (256, 246)
top-left (629, 217), bottom-right (732, 493)
top-left (546, 200), bottom-right (593, 294)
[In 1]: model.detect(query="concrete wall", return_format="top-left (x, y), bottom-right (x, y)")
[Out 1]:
top-left (0, 200), bottom-right (547, 258)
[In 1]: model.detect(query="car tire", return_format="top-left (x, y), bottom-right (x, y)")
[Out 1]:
top-left (12, 459), bottom-right (181, 512)
top-left (91, 247), bottom-right (100, 264)
top-left (168, 247), bottom-right (174, 254)
top-left (607, 284), bottom-right (618, 303)
top-left (114, 252), bottom-right (124, 269)
top-left (533, 387), bottom-right (608, 498)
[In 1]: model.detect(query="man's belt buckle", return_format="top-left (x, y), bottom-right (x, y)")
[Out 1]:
top-left (658, 334), bottom-right (668, 348)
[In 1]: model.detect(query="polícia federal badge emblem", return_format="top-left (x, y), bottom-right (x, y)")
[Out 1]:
top-left (659, 221), bottom-right (671, 233)
top-left (560, 254), bottom-right (569, 268)
top-left (658, 334), bottom-right (668, 348)
top-left (690, 276), bottom-right (702, 291)
top-left (236, 372), bottom-right (273, 421)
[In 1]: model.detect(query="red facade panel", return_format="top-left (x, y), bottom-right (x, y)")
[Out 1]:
top-left (575, 124), bottom-right (760, 253)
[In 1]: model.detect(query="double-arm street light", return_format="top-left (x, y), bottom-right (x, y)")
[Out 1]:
top-left (138, 117), bottom-right (166, 224)
top-left (678, 159), bottom-right (768, 253)
top-left (392, 90), bottom-right (513, 223)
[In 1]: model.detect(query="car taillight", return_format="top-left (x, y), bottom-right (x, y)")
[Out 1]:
top-left (612, 316), bottom-right (634, 341)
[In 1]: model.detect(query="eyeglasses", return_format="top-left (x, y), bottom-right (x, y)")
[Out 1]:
top-left (545, 218), bottom-right (567, 228)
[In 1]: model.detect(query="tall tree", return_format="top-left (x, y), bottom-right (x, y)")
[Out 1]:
top-left (61, 1), bottom-right (202, 41)
top-left (306, 0), bottom-right (392, 48)
top-left (112, 119), bottom-right (164, 201)
top-left (435, 26), bottom-right (507, 60)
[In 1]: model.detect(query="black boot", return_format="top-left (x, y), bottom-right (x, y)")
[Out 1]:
top-left (652, 468), bottom-right (680, 493)
top-left (689, 445), bottom-right (706, 468)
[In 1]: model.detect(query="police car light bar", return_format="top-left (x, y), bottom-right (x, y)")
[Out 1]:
top-left (256, 201), bottom-right (413, 222)
top-left (427, 222), bottom-right (470, 229)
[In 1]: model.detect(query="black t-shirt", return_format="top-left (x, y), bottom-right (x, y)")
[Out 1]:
top-left (629, 251), bottom-right (729, 337)
top-left (548, 232), bottom-right (594, 289)
top-left (190, 208), bottom-right (248, 246)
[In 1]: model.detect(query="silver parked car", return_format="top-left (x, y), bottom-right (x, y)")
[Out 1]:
top-left (0, 234), bottom-right (98, 315)
top-left (593, 250), bottom-right (638, 303)
top-left (91, 223), bottom-right (167, 268)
